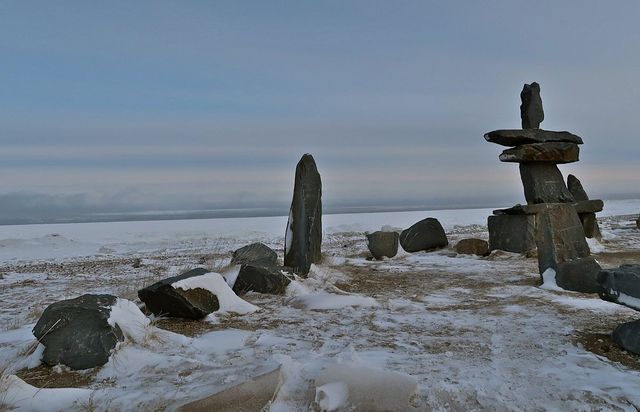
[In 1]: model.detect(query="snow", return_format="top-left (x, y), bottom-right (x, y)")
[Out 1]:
top-left (617, 292), bottom-right (640, 311)
top-left (540, 268), bottom-right (562, 291)
top-left (0, 374), bottom-right (95, 412)
top-left (587, 237), bottom-right (606, 253)
top-left (289, 292), bottom-right (379, 311)
top-left (315, 381), bottom-right (349, 411)
top-left (171, 272), bottom-right (259, 315)
top-left (107, 298), bottom-right (151, 343)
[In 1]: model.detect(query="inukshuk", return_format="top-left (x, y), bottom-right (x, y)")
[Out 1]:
top-left (485, 82), bottom-right (604, 293)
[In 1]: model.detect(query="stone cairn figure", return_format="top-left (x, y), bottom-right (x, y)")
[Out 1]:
top-left (284, 154), bottom-right (322, 276)
top-left (485, 82), bottom-right (604, 292)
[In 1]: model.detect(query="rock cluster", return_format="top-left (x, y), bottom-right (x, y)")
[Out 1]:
top-left (598, 265), bottom-right (640, 354)
top-left (485, 82), bottom-right (604, 292)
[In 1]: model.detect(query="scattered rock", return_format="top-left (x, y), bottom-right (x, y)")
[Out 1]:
top-left (520, 82), bottom-right (544, 129)
top-left (231, 243), bottom-right (278, 267)
top-left (567, 174), bottom-right (589, 202)
top-left (484, 129), bottom-right (583, 147)
top-left (33, 294), bottom-right (124, 370)
top-left (613, 319), bottom-right (640, 355)
top-left (519, 163), bottom-right (575, 204)
top-left (488, 214), bottom-right (536, 253)
top-left (366, 231), bottom-right (399, 260)
top-left (138, 268), bottom-right (219, 319)
top-left (232, 264), bottom-right (292, 295)
top-left (132, 258), bottom-right (142, 268)
top-left (455, 238), bottom-right (489, 256)
top-left (284, 154), bottom-right (322, 276)
top-left (598, 264), bottom-right (640, 309)
top-left (399, 218), bottom-right (448, 253)
top-left (499, 142), bottom-right (579, 164)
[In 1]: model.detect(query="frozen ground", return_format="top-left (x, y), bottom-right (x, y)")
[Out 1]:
top-left (1, 200), bottom-right (640, 411)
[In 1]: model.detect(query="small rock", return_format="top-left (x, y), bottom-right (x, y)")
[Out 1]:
top-left (231, 243), bottom-right (278, 267)
top-left (520, 82), bottom-right (544, 129)
top-left (455, 238), bottom-right (489, 256)
top-left (613, 319), bottom-right (640, 355)
top-left (33, 294), bottom-right (124, 370)
top-left (399, 218), bottom-right (448, 253)
top-left (366, 231), bottom-right (399, 260)
top-left (132, 258), bottom-right (142, 268)
top-left (232, 264), bottom-right (292, 295)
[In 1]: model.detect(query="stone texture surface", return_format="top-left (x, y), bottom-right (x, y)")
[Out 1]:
top-left (284, 154), bottom-right (322, 276)
top-left (488, 215), bottom-right (536, 253)
top-left (567, 174), bottom-right (589, 201)
top-left (499, 142), bottom-right (579, 164)
top-left (519, 163), bottom-right (575, 204)
top-left (598, 264), bottom-right (640, 309)
top-left (520, 82), bottom-right (544, 129)
top-left (455, 238), bottom-right (490, 256)
top-left (399, 218), bottom-right (448, 253)
top-left (484, 129), bottom-right (583, 147)
top-left (232, 264), bottom-right (292, 295)
top-left (579, 212), bottom-right (602, 240)
top-left (138, 268), bottom-right (219, 319)
top-left (231, 243), bottom-right (278, 267)
top-left (554, 257), bottom-right (602, 293)
top-left (366, 231), bottom-right (399, 260)
top-left (493, 200), bottom-right (604, 216)
top-left (33, 294), bottom-right (124, 370)
top-left (613, 320), bottom-right (640, 355)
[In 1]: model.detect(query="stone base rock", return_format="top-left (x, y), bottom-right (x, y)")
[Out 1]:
top-left (232, 264), bottom-right (292, 295)
top-left (597, 264), bottom-right (640, 309)
top-left (613, 320), bottom-right (640, 355)
top-left (399, 218), bottom-right (448, 253)
top-left (519, 163), bottom-right (575, 204)
top-left (231, 243), bottom-right (278, 267)
top-left (488, 214), bottom-right (536, 253)
top-left (455, 238), bottom-right (489, 256)
top-left (366, 231), bottom-right (399, 259)
top-left (33, 294), bottom-right (124, 370)
top-left (138, 268), bottom-right (219, 319)
top-left (554, 257), bottom-right (602, 293)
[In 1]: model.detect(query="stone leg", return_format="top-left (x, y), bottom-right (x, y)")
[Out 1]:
top-left (519, 163), bottom-right (575, 204)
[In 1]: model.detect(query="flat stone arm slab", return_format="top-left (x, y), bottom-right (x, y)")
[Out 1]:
top-left (484, 129), bottom-right (583, 147)
top-left (499, 142), bottom-right (579, 163)
top-left (493, 200), bottom-right (604, 215)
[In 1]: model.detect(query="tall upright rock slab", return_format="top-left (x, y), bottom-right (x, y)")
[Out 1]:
top-left (284, 154), bottom-right (322, 276)
top-left (520, 82), bottom-right (544, 129)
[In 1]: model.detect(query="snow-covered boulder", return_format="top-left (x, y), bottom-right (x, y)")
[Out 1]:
top-left (231, 242), bottom-right (278, 267)
top-left (598, 264), bottom-right (640, 310)
top-left (366, 231), bottom-right (399, 260)
top-left (399, 217), bottom-right (448, 253)
top-left (232, 264), bottom-right (292, 295)
top-left (33, 294), bottom-right (124, 370)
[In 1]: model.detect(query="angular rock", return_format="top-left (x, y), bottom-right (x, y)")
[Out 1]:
top-left (554, 257), bottom-right (602, 293)
top-left (535, 204), bottom-right (594, 292)
top-left (567, 174), bottom-right (589, 201)
top-left (488, 214), bottom-right (536, 253)
top-left (579, 212), bottom-right (602, 240)
top-left (519, 163), bottom-right (575, 204)
top-left (231, 243), bottom-right (278, 267)
top-left (613, 320), bottom-right (640, 355)
top-left (399, 218), bottom-right (448, 253)
top-left (484, 129), bottom-right (583, 147)
top-left (455, 238), bottom-right (489, 256)
top-left (520, 82), bottom-right (544, 129)
top-left (493, 200), bottom-right (604, 215)
top-left (138, 268), bottom-right (219, 319)
top-left (637, 215), bottom-right (640, 229)
top-left (499, 142), bottom-right (579, 164)
top-left (597, 264), bottom-right (640, 309)
top-left (366, 231), bottom-right (399, 260)
top-left (33, 294), bottom-right (124, 370)
top-left (284, 154), bottom-right (322, 276)
top-left (232, 264), bottom-right (292, 295)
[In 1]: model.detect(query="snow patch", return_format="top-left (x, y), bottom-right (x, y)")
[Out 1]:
top-left (586, 237), bottom-right (605, 253)
top-left (289, 292), bottom-right (379, 311)
top-left (1, 374), bottom-right (94, 412)
top-left (315, 381), bottom-right (349, 411)
top-left (618, 292), bottom-right (640, 311)
top-left (172, 272), bottom-right (259, 315)
top-left (540, 268), bottom-right (562, 291)
top-left (107, 298), bottom-right (151, 343)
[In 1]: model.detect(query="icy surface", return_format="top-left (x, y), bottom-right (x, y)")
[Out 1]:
top-left (2, 202), bottom-right (640, 410)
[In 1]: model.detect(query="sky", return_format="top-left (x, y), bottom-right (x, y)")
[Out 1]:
top-left (1, 1), bottom-right (639, 223)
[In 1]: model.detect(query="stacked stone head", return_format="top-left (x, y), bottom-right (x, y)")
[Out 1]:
top-left (485, 82), bottom-right (604, 292)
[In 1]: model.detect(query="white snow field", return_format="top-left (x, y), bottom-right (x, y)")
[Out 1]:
top-left (1, 199), bottom-right (640, 411)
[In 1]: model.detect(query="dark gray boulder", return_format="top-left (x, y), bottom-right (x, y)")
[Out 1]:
top-left (520, 82), bottom-right (544, 129)
top-left (284, 154), bottom-right (322, 276)
top-left (366, 231), bottom-right (399, 260)
top-left (598, 264), bottom-right (640, 310)
top-left (33, 294), bottom-right (124, 370)
top-left (637, 215), bottom-right (640, 229)
top-left (613, 320), bottom-right (640, 355)
top-left (138, 268), bottom-right (219, 319)
top-left (488, 215), bottom-right (536, 253)
top-left (554, 257), bottom-right (602, 293)
top-left (455, 238), bottom-right (489, 256)
top-left (499, 142), bottom-right (579, 164)
top-left (519, 163), bottom-right (575, 204)
top-left (567, 174), bottom-right (589, 202)
top-left (399, 218), bottom-right (448, 253)
top-left (484, 130), bottom-right (583, 147)
top-left (232, 264), bottom-right (292, 295)
top-left (232, 243), bottom-right (278, 267)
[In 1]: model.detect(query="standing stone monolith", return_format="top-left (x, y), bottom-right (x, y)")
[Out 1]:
top-left (520, 82), bottom-right (544, 129)
top-left (284, 154), bottom-right (322, 276)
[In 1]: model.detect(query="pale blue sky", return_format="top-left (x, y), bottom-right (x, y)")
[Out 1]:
top-left (1, 1), bottom-right (639, 222)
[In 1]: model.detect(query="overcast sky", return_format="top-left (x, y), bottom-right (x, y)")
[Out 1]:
top-left (1, 1), bottom-right (639, 222)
